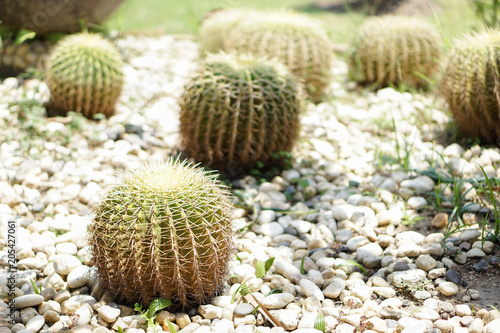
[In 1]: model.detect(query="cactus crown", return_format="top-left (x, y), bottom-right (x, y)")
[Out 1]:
top-left (89, 157), bottom-right (234, 307)
top-left (222, 11), bottom-right (334, 101)
top-left (179, 52), bottom-right (303, 176)
top-left (46, 32), bottom-right (124, 118)
top-left (440, 29), bottom-right (500, 143)
top-left (349, 15), bottom-right (442, 88)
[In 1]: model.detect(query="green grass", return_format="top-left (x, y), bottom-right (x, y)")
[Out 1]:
top-left (105, 0), bottom-right (485, 45)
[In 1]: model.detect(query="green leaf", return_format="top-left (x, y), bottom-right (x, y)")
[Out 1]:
top-left (14, 29), bottom-right (36, 45)
top-left (300, 256), bottom-right (306, 274)
top-left (314, 313), bottom-right (325, 333)
top-left (164, 319), bottom-right (178, 333)
top-left (267, 288), bottom-right (282, 295)
top-left (231, 284), bottom-right (243, 304)
top-left (117, 327), bottom-right (125, 333)
top-left (29, 279), bottom-right (40, 295)
top-left (134, 303), bottom-right (143, 312)
top-left (146, 298), bottom-right (171, 319)
top-left (238, 283), bottom-right (252, 296)
top-left (264, 257), bottom-right (275, 272)
top-left (335, 260), bottom-right (368, 276)
top-left (255, 261), bottom-right (265, 279)
top-left (251, 304), bottom-right (261, 315)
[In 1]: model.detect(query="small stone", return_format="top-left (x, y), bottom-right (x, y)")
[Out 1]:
top-left (300, 279), bottom-right (324, 300)
top-left (455, 304), bottom-right (471, 316)
top-left (67, 266), bottom-right (91, 289)
top-left (459, 229), bottom-right (481, 242)
top-left (356, 243), bottom-right (383, 261)
top-left (74, 305), bottom-right (92, 326)
top-left (388, 269), bottom-right (426, 288)
top-left (472, 259), bottom-right (489, 272)
top-left (274, 260), bottom-right (301, 282)
top-left (98, 305), bottom-right (121, 323)
top-left (415, 255), bottom-right (436, 271)
top-left (397, 241), bottom-right (420, 257)
top-left (412, 290), bottom-right (431, 301)
top-left (277, 309), bottom-right (299, 330)
top-left (372, 287), bottom-right (395, 299)
top-left (346, 236), bottom-right (369, 251)
top-left (445, 270), bottom-right (462, 284)
top-left (323, 278), bottom-right (346, 299)
top-left (252, 222), bottom-right (284, 237)
top-left (400, 176), bottom-right (434, 192)
top-left (428, 268), bottom-right (446, 279)
top-left (176, 313), bottom-right (192, 329)
top-left (432, 213), bottom-right (448, 228)
top-left (257, 210), bottom-right (276, 224)
top-left (335, 323), bottom-right (356, 333)
top-left (14, 294), bottom-right (44, 309)
top-left (407, 196), bottom-right (427, 209)
top-left (467, 248), bottom-right (486, 258)
top-left (25, 315), bottom-right (45, 332)
top-left (52, 254), bottom-right (82, 275)
top-left (197, 305), bottom-right (222, 320)
top-left (393, 262), bottom-right (410, 271)
top-left (43, 310), bottom-right (60, 323)
top-left (413, 307), bottom-right (439, 320)
top-left (234, 303), bottom-right (254, 316)
top-left (261, 293), bottom-right (294, 309)
top-left (485, 319), bottom-right (500, 333)
top-left (438, 282), bottom-right (459, 296)
top-left (469, 318), bottom-right (484, 333)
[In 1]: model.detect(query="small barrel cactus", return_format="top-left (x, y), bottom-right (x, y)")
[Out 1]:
top-left (223, 11), bottom-right (334, 101)
top-left (88, 158), bottom-right (234, 307)
top-left (179, 52), bottom-right (303, 175)
top-left (440, 30), bottom-right (500, 143)
top-left (349, 15), bottom-right (442, 88)
top-left (46, 32), bottom-right (124, 118)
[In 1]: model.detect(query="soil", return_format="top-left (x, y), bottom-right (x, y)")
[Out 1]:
top-left (310, 0), bottom-right (442, 16)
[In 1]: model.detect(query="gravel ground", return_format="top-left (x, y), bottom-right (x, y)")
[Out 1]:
top-left (0, 34), bottom-right (500, 333)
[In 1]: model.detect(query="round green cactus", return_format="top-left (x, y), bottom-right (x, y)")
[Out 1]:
top-left (88, 158), bottom-right (234, 307)
top-left (179, 52), bottom-right (303, 175)
top-left (222, 11), bottom-right (334, 102)
top-left (46, 32), bottom-right (124, 118)
top-left (349, 15), bottom-right (442, 88)
top-left (440, 30), bottom-right (500, 143)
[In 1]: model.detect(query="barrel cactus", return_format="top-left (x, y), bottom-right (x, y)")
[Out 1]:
top-left (179, 52), bottom-right (303, 175)
top-left (46, 32), bottom-right (124, 118)
top-left (440, 30), bottom-right (500, 143)
top-left (349, 15), bottom-right (442, 88)
top-left (223, 11), bottom-right (334, 101)
top-left (88, 158), bottom-right (234, 307)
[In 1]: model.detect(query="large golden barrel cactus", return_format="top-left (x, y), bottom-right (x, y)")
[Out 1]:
top-left (349, 15), bottom-right (442, 88)
top-left (440, 29), bottom-right (500, 143)
top-left (179, 52), bottom-right (303, 175)
top-left (46, 32), bottom-right (124, 118)
top-left (222, 11), bottom-right (334, 101)
top-left (89, 158), bottom-right (234, 307)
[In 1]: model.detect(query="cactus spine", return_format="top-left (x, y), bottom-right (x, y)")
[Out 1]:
top-left (46, 32), bottom-right (124, 118)
top-left (349, 15), bottom-right (442, 88)
top-left (440, 29), bottom-right (500, 143)
top-left (88, 158), bottom-right (234, 307)
top-left (179, 52), bottom-right (303, 174)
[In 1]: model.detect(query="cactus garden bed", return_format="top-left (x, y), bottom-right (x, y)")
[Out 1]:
top-left (1, 10), bottom-right (500, 333)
